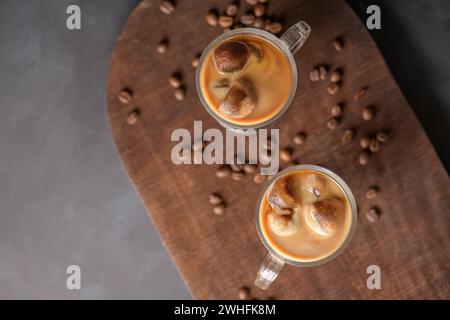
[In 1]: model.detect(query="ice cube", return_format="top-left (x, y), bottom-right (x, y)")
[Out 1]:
top-left (302, 174), bottom-right (327, 201)
top-left (267, 210), bottom-right (299, 237)
top-left (267, 177), bottom-right (298, 214)
top-left (212, 41), bottom-right (250, 74)
top-left (304, 198), bottom-right (344, 237)
top-left (219, 77), bottom-right (256, 118)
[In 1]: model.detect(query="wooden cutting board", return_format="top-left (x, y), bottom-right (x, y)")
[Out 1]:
top-left (106, 0), bottom-right (450, 299)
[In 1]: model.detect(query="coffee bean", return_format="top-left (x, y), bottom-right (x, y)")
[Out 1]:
top-left (366, 186), bottom-right (378, 199)
top-left (354, 87), bottom-right (367, 101)
top-left (174, 86), bottom-right (185, 101)
top-left (216, 165), bottom-right (231, 178)
top-left (126, 110), bottom-right (139, 125)
top-left (157, 38), bottom-right (169, 54)
top-left (231, 171), bottom-right (245, 181)
top-left (169, 73), bottom-right (182, 88)
top-left (327, 82), bottom-right (340, 95)
top-left (331, 104), bottom-right (342, 117)
top-left (240, 14), bottom-right (255, 26)
top-left (326, 117), bottom-right (339, 130)
top-left (293, 132), bottom-right (306, 145)
top-left (206, 9), bottom-right (219, 26)
top-left (360, 136), bottom-right (370, 149)
top-left (253, 17), bottom-right (264, 28)
top-left (319, 65), bottom-right (328, 80)
top-left (226, 3), bottom-right (239, 17)
top-left (246, 0), bottom-right (258, 5)
top-left (213, 203), bottom-right (226, 215)
top-left (267, 22), bottom-right (282, 34)
top-left (118, 88), bottom-right (133, 104)
top-left (238, 286), bottom-right (250, 300)
top-left (192, 54), bottom-right (201, 68)
top-left (243, 164), bottom-right (257, 174)
top-left (362, 106), bottom-right (374, 121)
top-left (259, 0), bottom-right (268, 3)
top-left (365, 207), bottom-right (380, 222)
top-left (219, 15), bottom-right (234, 28)
top-left (330, 69), bottom-right (343, 83)
top-left (334, 37), bottom-right (344, 51)
top-left (341, 129), bottom-right (354, 144)
top-left (358, 150), bottom-right (370, 165)
top-left (160, 0), bottom-right (174, 15)
top-left (253, 173), bottom-right (267, 184)
top-left (233, 23), bottom-right (244, 29)
top-left (254, 4), bottom-right (266, 17)
top-left (369, 138), bottom-right (380, 153)
top-left (309, 68), bottom-right (320, 82)
top-left (280, 147), bottom-right (293, 162)
top-left (230, 163), bottom-right (243, 172)
top-left (209, 193), bottom-right (223, 205)
top-left (376, 131), bottom-right (389, 143)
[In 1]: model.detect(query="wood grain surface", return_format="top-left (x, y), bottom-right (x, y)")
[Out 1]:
top-left (106, 0), bottom-right (450, 299)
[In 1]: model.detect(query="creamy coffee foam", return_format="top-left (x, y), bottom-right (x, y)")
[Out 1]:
top-left (199, 34), bottom-right (293, 125)
top-left (260, 170), bottom-right (352, 262)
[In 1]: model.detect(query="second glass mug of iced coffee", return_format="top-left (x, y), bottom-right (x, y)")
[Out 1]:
top-left (196, 21), bottom-right (311, 130)
top-left (255, 165), bottom-right (358, 290)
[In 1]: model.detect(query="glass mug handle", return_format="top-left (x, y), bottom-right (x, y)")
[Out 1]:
top-left (280, 21), bottom-right (311, 55)
top-left (254, 252), bottom-right (285, 290)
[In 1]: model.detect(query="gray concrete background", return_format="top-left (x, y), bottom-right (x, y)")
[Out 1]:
top-left (0, 1), bottom-right (448, 299)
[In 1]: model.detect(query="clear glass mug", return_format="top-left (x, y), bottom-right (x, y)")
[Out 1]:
top-left (195, 21), bottom-right (311, 130)
top-left (254, 165), bottom-right (358, 290)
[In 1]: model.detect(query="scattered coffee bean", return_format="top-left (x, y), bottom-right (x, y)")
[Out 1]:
top-left (243, 164), bottom-right (257, 174)
top-left (354, 87), bottom-right (367, 101)
top-left (240, 14), bottom-right (255, 26)
top-left (280, 147), bottom-right (293, 162)
top-left (327, 82), bottom-right (340, 95)
top-left (253, 173), bottom-right (267, 184)
top-left (238, 286), bottom-right (251, 300)
top-left (309, 68), bottom-right (320, 82)
top-left (362, 106), bottom-right (374, 121)
top-left (174, 86), bottom-right (185, 101)
top-left (366, 186), bottom-right (378, 200)
top-left (334, 37), bottom-right (344, 51)
top-left (330, 69), bottom-right (343, 83)
top-left (358, 150), bottom-right (370, 165)
top-left (118, 88), bottom-right (133, 104)
top-left (169, 73), bottom-right (182, 88)
top-left (213, 203), bottom-right (226, 215)
top-left (266, 22), bottom-right (282, 34)
top-left (216, 165), bottom-right (231, 178)
top-left (209, 193), bottom-right (223, 205)
top-left (231, 171), bottom-right (245, 181)
top-left (126, 110), bottom-right (139, 125)
top-left (160, 0), bottom-right (175, 15)
top-left (219, 15), bottom-right (234, 28)
top-left (365, 207), bottom-right (380, 222)
top-left (192, 54), bottom-right (201, 68)
top-left (233, 23), bottom-right (244, 29)
top-left (206, 9), bottom-right (219, 26)
top-left (360, 136), bottom-right (370, 149)
top-left (253, 17), bottom-right (264, 28)
top-left (226, 3), bottom-right (239, 17)
top-left (157, 38), bottom-right (169, 54)
top-left (326, 117), bottom-right (339, 130)
top-left (230, 163), bottom-right (243, 172)
top-left (369, 138), bottom-right (380, 153)
top-left (246, 0), bottom-right (258, 5)
top-left (254, 4), bottom-right (266, 17)
top-left (331, 104), bottom-right (343, 117)
top-left (293, 132), bottom-right (306, 145)
top-left (341, 129), bottom-right (354, 144)
top-left (319, 65), bottom-right (328, 80)
top-left (376, 131), bottom-right (389, 143)
top-left (259, 0), bottom-right (268, 3)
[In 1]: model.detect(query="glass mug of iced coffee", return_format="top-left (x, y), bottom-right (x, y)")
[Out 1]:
top-left (255, 165), bottom-right (357, 290)
top-left (196, 21), bottom-right (311, 129)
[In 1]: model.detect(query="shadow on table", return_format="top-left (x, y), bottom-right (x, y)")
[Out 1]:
top-left (347, 0), bottom-right (450, 173)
